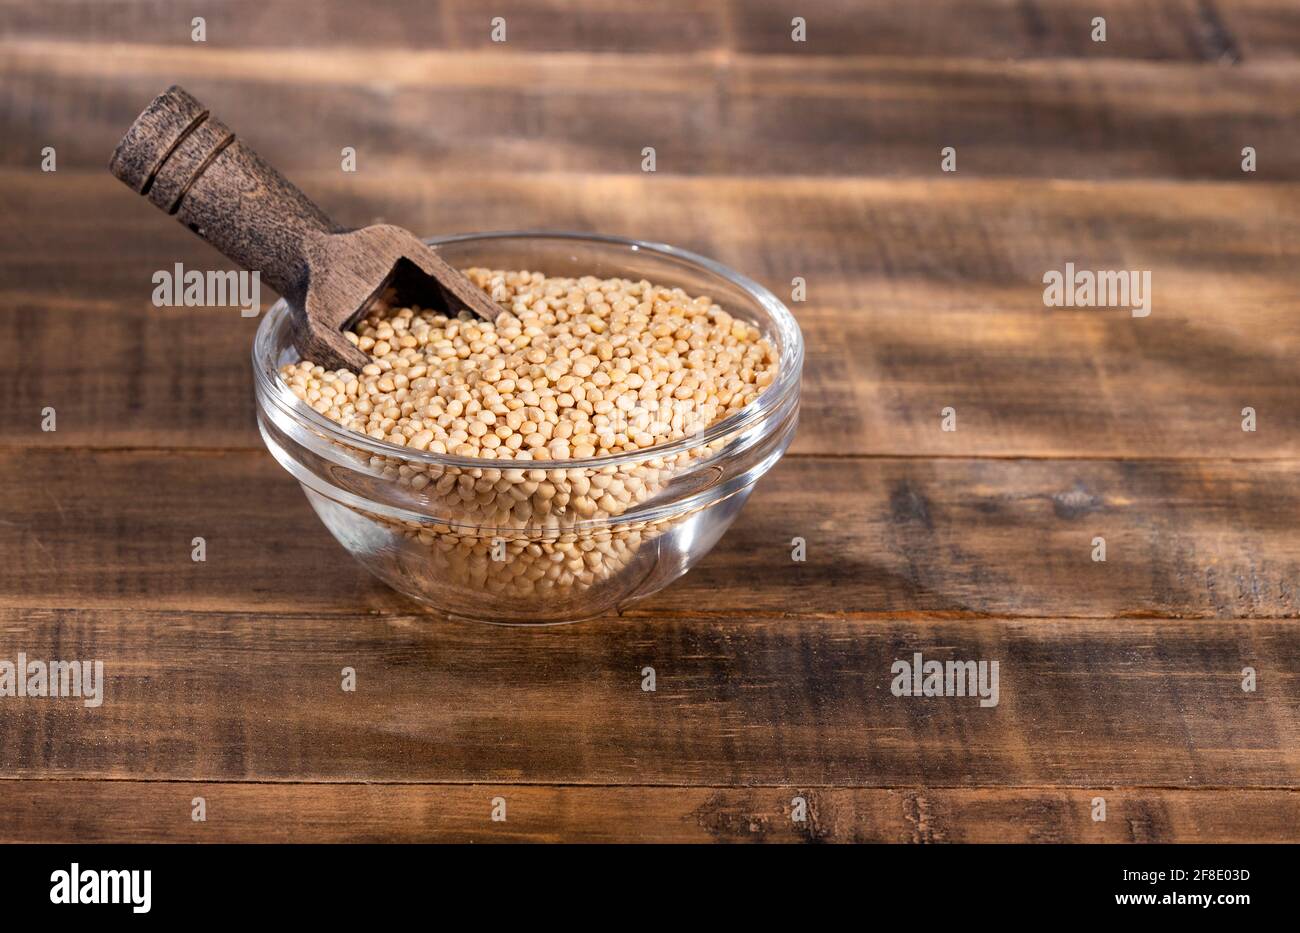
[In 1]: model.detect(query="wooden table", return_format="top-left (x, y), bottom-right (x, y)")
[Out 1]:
top-left (1, 0), bottom-right (1297, 843)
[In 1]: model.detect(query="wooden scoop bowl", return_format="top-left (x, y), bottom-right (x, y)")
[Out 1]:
top-left (109, 84), bottom-right (501, 371)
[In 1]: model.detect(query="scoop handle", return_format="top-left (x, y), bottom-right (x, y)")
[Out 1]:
top-left (109, 85), bottom-right (336, 305)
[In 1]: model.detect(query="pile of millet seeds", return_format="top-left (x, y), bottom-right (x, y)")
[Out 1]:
top-left (281, 268), bottom-right (778, 599)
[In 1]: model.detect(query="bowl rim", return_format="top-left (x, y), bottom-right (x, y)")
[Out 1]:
top-left (253, 230), bottom-right (804, 471)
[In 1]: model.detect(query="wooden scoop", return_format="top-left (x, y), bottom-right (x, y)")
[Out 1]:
top-left (109, 84), bottom-right (501, 371)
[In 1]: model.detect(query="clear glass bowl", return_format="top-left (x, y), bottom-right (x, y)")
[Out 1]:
top-left (253, 232), bottom-right (803, 624)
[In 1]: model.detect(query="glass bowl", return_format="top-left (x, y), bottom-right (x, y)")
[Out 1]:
top-left (253, 232), bottom-right (803, 624)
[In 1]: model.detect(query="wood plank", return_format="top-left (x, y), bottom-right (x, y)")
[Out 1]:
top-left (2, 173), bottom-right (1297, 458)
top-left (2, 450), bottom-right (1299, 619)
top-left (0, 781), bottom-right (1293, 843)
top-left (0, 608), bottom-right (1295, 785)
top-left (1, 0), bottom-right (1294, 61)
top-left (4, 0), bottom-right (1294, 845)
top-left (4, 44), bottom-right (1300, 178)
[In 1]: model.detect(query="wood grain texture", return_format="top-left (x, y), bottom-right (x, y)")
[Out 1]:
top-left (4, 43), bottom-right (1300, 178)
top-left (0, 782), bottom-right (1294, 843)
top-left (2, 450), bottom-right (1298, 619)
top-left (3, 172), bottom-right (1298, 458)
top-left (0, 0), bottom-right (1295, 61)
top-left (0, 609), bottom-right (1295, 786)
top-left (1, 0), bottom-right (1296, 844)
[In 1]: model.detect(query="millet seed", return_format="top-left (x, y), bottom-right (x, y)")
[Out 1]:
top-left (277, 268), bottom-right (781, 605)
top-left (280, 269), bottom-right (777, 462)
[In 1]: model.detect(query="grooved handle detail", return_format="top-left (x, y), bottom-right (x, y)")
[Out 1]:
top-left (109, 85), bottom-right (338, 304)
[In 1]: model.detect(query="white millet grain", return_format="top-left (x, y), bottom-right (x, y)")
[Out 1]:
top-left (281, 269), bottom-right (777, 461)
top-left (279, 269), bottom-right (780, 606)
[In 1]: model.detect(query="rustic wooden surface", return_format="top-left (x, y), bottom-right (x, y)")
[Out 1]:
top-left (0, 0), bottom-right (1297, 843)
